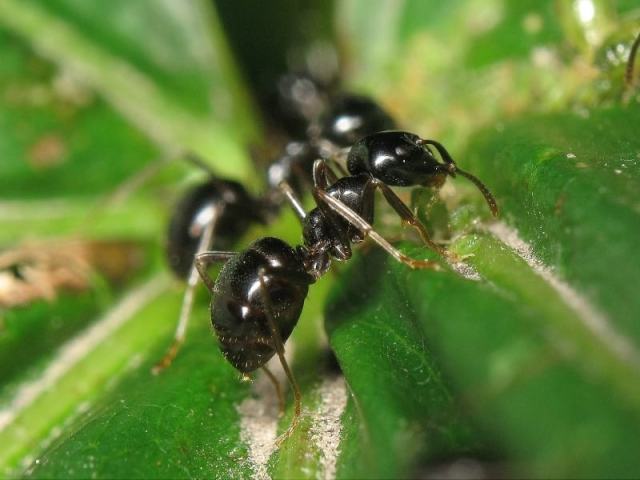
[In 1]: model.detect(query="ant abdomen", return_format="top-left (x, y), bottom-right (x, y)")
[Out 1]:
top-left (318, 95), bottom-right (396, 147)
top-left (166, 179), bottom-right (265, 278)
top-left (210, 237), bottom-right (313, 373)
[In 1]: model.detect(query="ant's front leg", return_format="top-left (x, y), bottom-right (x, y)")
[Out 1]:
top-left (370, 178), bottom-right (455, 261)
top-left (313, 187), bottom-right (441, 271)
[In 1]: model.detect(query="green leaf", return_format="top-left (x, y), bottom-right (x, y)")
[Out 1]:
top-left (2, 0), bottom-right (640, 478)
top-left (0, 0), bottom-right (258, 181)
top-left (465, 106), bottom-right (640, 341)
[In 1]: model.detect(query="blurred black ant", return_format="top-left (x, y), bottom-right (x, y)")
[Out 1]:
top-left (151, 155), bottom-right (268, 373)
top-left (152, 85), bottom-right (398, 374)
top-left (193, 129), bottom-right (498, 444)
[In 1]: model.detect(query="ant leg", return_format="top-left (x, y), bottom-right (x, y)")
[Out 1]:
top-left (315, 139), bottom-right (350, 176)
top-left (258, 270), bottom-right (302, 446)
top-left (312, 158), bottom-right (342, 189)
top-left (278, 181), bottom-right (307, 221)
top-left (182, 152), bottom-right (218, 177)
top-left (371, 179), bottom-right (452, 259)
top-left (314, 188), bottom-right (441, 271)
top-left (262, 365), bottom-right (285, 417)
top-left (194, 250), bottom-right (236, 294)
top-left (153, 217), bottom-right (220, 374)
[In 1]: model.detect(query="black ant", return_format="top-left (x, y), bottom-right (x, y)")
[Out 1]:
top-left (152, 89), bottom-right (398, 374)
top-left (192, 129), bottom-right (498, 445)
top-left (151, 155), bottom-right (269, 373)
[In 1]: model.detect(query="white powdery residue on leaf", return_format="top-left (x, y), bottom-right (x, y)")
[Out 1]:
top-left (0, 275), bottom-right (169, 431)
top-left (309, 375), bottom-right (348, 480)
top-left (236, 346), bottom-right (294, 480)
top-left (448, 259), bottom-right (482, 281)
top-left (489, 221), bottom-right (640, 369)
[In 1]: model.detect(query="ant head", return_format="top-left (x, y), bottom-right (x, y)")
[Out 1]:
top-left (318, 95), bottom-right (395, 148)
top-left (347, 131), bottom-right (448, 187)
top-left (348, 131), bottom-right (499, 216)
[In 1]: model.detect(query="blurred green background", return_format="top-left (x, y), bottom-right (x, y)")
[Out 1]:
top-left (0, 0), bottom-right (639, 478)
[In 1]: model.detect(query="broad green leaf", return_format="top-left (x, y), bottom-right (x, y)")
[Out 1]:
top-left (464, 106), bottom-right (640, 341)
top-left (327, 230), bottom-right (640, 477)
top-left (327, 0), bottom-right (640, 477)
top-left (0, 1), bottom-right (261, 476)
top-left (2, 0), bottom-right (640, 478)
top-left (0, 0), bottom-right (257, 181)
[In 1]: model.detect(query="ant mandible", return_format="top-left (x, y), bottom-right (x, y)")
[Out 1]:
top-left (193, 129), bottom-right (498, 445)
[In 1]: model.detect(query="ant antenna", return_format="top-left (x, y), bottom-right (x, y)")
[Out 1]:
top-left (624, 31), bottom-right (640, 99)
top-left (452, 167), bottom-right (500, 217)
top-left (418, 138), bottom-right (499, 217)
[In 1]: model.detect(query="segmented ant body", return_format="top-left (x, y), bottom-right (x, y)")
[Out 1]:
top-left (193, 129), bottom-right (498, 444)
top-left (153, 70), bottom-right (499, 444)
top-left (314, 94), bottom-right (396, 148)
top-left (154, 84), bottom-right (398, 373)
top-left (262, 93), bottom-right (398, 207)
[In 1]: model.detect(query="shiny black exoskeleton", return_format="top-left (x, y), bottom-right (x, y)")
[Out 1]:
top-left (270, 71), bottom-right (333, 139)
top-left (156, 90), bottom-right (396, 375)
top-left (263, 93), bottom-right (396, 205)
top-left (199, 130), bottom-right (498, 376)
top-left (152, 165), bottom-right (270, 374)
top-left (347, 131), bottom-right (499, 216)
top-left (194, 131), bottom-right (499, 375)
top-left (316, 95), bottom-right (396, 148)
top-left (209, 237), bottom-right (312, 373)
top-left (196, 131), bottom-right (482, 441)
top-left (166, 178), bottom-right (266, 278)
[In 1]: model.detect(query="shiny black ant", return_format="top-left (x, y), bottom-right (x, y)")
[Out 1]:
top-left (192, 129), bottom-right (498, 444)
top-left (151, 155), bottom-right (269, 373)
top-left (152, 88), bottom-right (398, 374)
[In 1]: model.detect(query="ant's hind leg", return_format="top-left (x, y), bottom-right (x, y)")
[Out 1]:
top-left (262, 365), bottom-right (285, 417)
top-left (314, 188), bottom-right (442, 271)
top-left (371, 179), bottom-right (452, 260)
top-left (101, 152), bottom-right (215, 210)
top-left (258, 271), bottom-right (302, 446)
